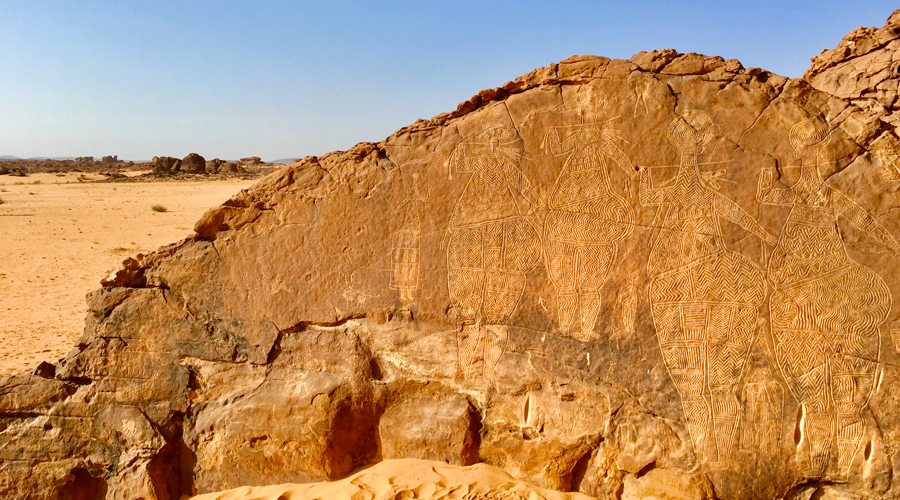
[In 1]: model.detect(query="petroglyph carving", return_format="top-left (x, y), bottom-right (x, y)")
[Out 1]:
top-left (447, 125), bottom-right (544, 379)
top-left (391, 173), bottom-right (428, 304)
top-left (634, 79), bottom-right (652, 115)
top-left (640, 110), bottom-right (777, 468)
top-left (740, 380), bottom-right (784, 454)
top-left (891, 328), bottom-right (900, 352)
top-left (542, 83), bottom-right (638, 341)
top-left (619, 273), bottom-right (639, 333)
top-left (758, 118), bottom-right (900, 479)
top-left (872, 141), bottom-right (900, 181)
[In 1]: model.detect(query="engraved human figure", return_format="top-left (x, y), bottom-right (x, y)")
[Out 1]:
top-left (619, 273), bottom-right (639, 333)
top-left (446, 126), bottom-right (543, 379)
top-left (758, 119), bottom-right (900, 479)
top-left (391, 173), bottom-right (427, 304)
top-left (542, 85), bottom-right (638, 341)
top-left (640, 111), bottom-right (777, 468)
top-left (740, 380), bottom-right (784, 455)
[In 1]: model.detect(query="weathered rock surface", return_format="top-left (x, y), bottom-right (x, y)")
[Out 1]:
top-left (6, 11), bottom-right (900, 500)
top-left (806, 10), bottom-right (900, 110)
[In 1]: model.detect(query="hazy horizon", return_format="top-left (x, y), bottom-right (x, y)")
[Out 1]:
top-left (1, 1), bottom-right (895, 161)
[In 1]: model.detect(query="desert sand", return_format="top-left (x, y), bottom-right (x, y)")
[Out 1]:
top-left (186, 459), bottom-right (594, 500)
top-left (0, 172), bottom-right (255, 374)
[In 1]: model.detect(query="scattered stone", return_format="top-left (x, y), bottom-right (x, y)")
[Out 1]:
top-left (32, 362), bottom-right (55, 379)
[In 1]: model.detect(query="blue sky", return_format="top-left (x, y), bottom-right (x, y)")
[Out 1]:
top-left (0, 1), bottom-right (895, 161)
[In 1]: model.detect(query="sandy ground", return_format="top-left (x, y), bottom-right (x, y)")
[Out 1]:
top-left (186, 458), bottom-right (594, 500)
top-left (0, 172), bottom-right (256, 375)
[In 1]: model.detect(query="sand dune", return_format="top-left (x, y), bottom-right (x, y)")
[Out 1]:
top-left (0, 173), bottom-right (255, 374)
top-left (186, 459), bottom-right (595, 500)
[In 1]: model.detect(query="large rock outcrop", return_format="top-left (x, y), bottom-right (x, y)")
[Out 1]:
top-left (805, 10), bottom-right (900, 111)
top-left (6, 11), bottom-right (900, 500)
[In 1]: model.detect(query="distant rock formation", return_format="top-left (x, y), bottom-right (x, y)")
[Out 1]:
top-left (205, 158), bottom-right (223, 173)
top-left (239, 156), bottom-right (263, 166)
top-left (205, 158), bottom-right (246, 175)
top-left (5, 10), bottom-right (900, 500)
top-left (0, 156), bottom-right (128, 175)
top-left (181, 153), bottom-right (206, 173)
top-left (805, 10), bottom-right (900, 108)
top-left (152, 155), bottom-right (182, 174)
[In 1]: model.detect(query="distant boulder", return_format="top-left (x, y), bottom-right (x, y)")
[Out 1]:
top-left (218, 162), bottom-right (244, 174)
top-left (101, 155), bottom-right (119, 164)
top-left (152, 156), bottom-right (181, 174)
top-left (75, 157), bottom-right (94, 170)
top-left (239, 156), bottom-right (263, 166)
top-left (205, 158), bottom-right (223, 174)
top-left (181, 153), bottom-right (206, 173)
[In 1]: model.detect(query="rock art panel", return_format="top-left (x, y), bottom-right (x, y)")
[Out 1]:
top-left (391, 173), bottom-right (428, 305)
top-left (6, 11), bottom-right (900, 500)
top-left (760, 118), bottom-right (900, 480)
top-left (639, 110), bottom-right (776, 469)
top-left (446, 121), bottom-right (543, 379)
top-left (542, 83), bottom-right (637, 341)
top-left (739, 378), bottom-right (785, 455)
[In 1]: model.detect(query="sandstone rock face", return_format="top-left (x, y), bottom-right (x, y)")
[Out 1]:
top-left (7, 12), bottom-right (900, 500)
top-left (379, 392), bottom-right (480, 466)
top-left (806, 10), bottom-right (900, 110)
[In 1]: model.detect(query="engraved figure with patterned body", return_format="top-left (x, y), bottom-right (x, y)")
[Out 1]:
top-left (391, 174), bottom-right (427, 304)
top-left (447, 126), bottom-right (543, 379)
top-left (758, 119), bottom-right (900, 479)
top-left (542, 84), bottom-right (638, 341)
top-left (640, 111), bottom-right (777, 468)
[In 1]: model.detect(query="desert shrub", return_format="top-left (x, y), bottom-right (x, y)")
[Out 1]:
top-left (151, 204), bottom-right (168, 212)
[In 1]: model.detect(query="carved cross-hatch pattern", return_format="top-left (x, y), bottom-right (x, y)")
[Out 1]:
top-left (446, 125), bottom-right (542, 380)
top-left (427, 102), bottom-right (900, 479)
top-left (758, 119), bottom-right (900, 479)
